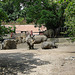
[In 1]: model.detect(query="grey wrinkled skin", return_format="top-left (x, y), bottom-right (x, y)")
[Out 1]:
top-left (43, 29), bottom-right (54, 38)
top-left (1, 39), bottom-right (17, 49)
top-left (33, 35), bottom-right (47, 44)
top-left (27, 38), bottom-right (35, 49)
top-left (41, 41), bottom-right (58, 49)
top-left (26, 35), bottom-right (35, 49)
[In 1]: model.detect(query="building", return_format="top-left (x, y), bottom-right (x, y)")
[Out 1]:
top-left (5, 25), bottom-right (46, 35)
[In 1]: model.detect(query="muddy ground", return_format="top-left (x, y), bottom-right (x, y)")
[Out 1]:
top-left (0, 42), bottom-right (75, 75)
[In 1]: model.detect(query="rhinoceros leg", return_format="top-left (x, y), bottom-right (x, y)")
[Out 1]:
top-left (28, 44), bottom-right (34, 49)
top-left (27, 38), bottom-right (34, 49)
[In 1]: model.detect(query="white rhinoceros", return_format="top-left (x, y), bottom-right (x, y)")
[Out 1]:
top-left (33, 35), bottom-right (47, 44)
top-left (41, 41), bottom-right (58, 49)
top-left (26, 35), bottom-right (35, 49)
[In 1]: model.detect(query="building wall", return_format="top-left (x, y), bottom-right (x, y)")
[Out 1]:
top-left (4, 25), bottom-right (46, 35)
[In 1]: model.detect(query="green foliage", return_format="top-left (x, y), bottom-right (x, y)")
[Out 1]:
top-left (26, 17), bottom-right (33, 24)
top-left (0, 8), bottom-right (7, 25)
top-left (13, 26), bottom-right (16, 33)
top-left (0, 1), bottom-right (14, 36)
top-left (19, 8), bottom-right (26, 18)
top-left (16, 17), bottom-right (24, 24)
top-left (25, 0), bottom-right (68, 30)
top-left (16, 17), bottom-right (24, 23)
top-left (64, 0), bottom-right (75, 41)
top-left (1, 0), bottom-right (21, 22)
top-left (0, 25), bottom-right (13, 36)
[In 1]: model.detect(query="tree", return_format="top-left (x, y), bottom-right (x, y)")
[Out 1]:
top-left (1, 0), bottom-right (22, 22)
top-left (25, 0), bottom-right (67, 32)
top-left (64, 0), bottom-right (75, 41)
top-left (0, 1), bottom-right (7, 25)
top-left (0, 1), bottom-right (14, 36)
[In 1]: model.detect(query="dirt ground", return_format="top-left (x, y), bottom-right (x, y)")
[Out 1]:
top-left (0, 42), bottom-right (75, 75)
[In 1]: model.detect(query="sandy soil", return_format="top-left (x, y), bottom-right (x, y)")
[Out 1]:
top-left (0, 43), bottom-right (75, 75)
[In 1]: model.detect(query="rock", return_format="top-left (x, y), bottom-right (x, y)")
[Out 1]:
top-left (1, 39), bottom-right (17, 49)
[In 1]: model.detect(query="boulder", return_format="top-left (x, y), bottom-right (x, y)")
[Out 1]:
top-left (1, 39), bottom-right (17, 49)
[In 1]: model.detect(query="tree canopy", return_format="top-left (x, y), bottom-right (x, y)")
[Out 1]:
top-left (25, 0), bottom-right (68, 31)
top-left (0, 1), bottom-right (15, 36)
top-left (0, 0), bottom-right (68, 30)
top-left (0, 0), bottom-right (75, 38)
top-left (64, 0), bottom-right (75, 40)
top-left (0, 1), bottom-right (7, 25)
